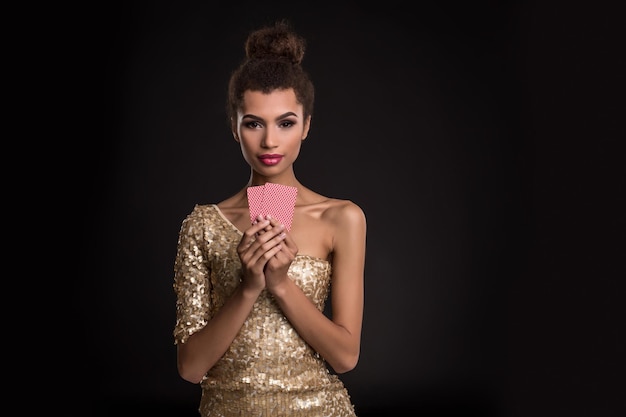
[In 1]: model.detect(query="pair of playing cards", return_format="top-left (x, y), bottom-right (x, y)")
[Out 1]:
top-left (247, 183), bottom-right (298, 231)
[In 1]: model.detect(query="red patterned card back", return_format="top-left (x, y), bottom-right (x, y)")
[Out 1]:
top-left (247, 185), bottom-right (265, 224)
top-left (262, 183), bottom-right (298, 231)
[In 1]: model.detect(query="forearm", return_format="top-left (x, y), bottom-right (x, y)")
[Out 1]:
top-left (270, 279), bottom-right (361, 373)
top-left (177, 285), bottom-right (261, 383)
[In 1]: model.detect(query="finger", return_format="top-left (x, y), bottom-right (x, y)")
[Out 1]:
top-left (247, 235), bottom-right (285, 271)
top-left (246, 219), bottom-right (271, 239)
top-left (259, 243), bottom-right (284, 263)
top-left (253, 215), bottom-right (268, 235)
top-left (254, 220), bottom-right (285, 244)
top-left (273, 241), bottom-right (297, 264)
top-left (263, 215), bottom-right (297, 254)
top-left (279, 232), bottom-right (298, 252)
top-left (251, 217), bottom-right (271, 233)
top-left (238, 219), bottom-right (271, 254)
top-left (258, 214), bottom-right (275, 234)
top-left (245, 218), bottom-right (285, 249)
top-left (262, 215), bottom-right (287, 236)
top-left (265, 214), bottom-right (281, 226)
top-left (253, 228), bottom-right (286, 254)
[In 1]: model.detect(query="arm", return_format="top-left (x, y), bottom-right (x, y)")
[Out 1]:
top-left (176, 285), bottom-right (261, 384)
top-left (175, 215), bottom-right (286, 384)
top-left (266, 202), bottom-right (367, 373)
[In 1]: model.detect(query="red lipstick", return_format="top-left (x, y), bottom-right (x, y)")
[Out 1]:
top-left (259, 154), bottom-right (283, 166)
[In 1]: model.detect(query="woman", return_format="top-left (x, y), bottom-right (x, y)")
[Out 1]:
top-left (173, 20), bottom-right (367, 416)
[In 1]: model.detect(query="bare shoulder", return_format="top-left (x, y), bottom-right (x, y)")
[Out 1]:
top-left (296, 185), bottom-right (365, 223)
top-left (292, 191), bottom-right (365, 258)
top-left (321, 198), bottom-right (367, 229)
top-left (321, 198), bottom-right (366, 260)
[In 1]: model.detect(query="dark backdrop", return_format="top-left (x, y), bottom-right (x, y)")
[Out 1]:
top-left (77, 1), bottom-right (623, 416)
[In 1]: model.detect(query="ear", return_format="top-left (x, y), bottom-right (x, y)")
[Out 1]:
top-left (302, 115), bottom-right (312, 140)
top-left (231, 118), bottom-right (240, 142)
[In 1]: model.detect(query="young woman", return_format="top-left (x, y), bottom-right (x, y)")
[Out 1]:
top-left (172, 20), bottom-right (367, 416)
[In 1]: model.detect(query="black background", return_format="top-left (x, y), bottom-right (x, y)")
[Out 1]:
top-left (69, 1), bottom-right (624, 416)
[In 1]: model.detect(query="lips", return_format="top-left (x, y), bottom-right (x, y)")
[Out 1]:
top-left (259, 154), bottom-right (283, 166)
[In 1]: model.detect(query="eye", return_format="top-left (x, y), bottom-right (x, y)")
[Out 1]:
top-left (244, 120), bottom-right (262, 129)
top-left (279, 120), bottom-right (295, 128)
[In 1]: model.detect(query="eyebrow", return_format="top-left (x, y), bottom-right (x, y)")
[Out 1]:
top-left (242, 112), bottom-right (299, 121)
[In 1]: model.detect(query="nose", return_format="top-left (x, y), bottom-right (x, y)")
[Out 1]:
top-left (261, 127), bottom-right (278, 148)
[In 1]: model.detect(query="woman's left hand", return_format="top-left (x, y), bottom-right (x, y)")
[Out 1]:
top-left (263, 215), bottom-right (298, 291)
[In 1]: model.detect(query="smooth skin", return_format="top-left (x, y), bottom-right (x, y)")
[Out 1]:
top-left (177, 89), bottom-right (366, 384)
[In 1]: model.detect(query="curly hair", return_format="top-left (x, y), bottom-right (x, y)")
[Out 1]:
top-left (227, 20), bottom-right (315, 129)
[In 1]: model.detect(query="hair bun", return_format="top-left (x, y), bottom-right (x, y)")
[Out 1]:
top-left (245, 20), bottom-right (306, 65)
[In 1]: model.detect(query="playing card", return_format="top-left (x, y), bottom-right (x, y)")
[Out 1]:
top-left (247, 185), bottom-right (265, 224)
top-left (247, 183), bottom-right (298, 230)
top-left (262, 183), bottom-right (298, 231)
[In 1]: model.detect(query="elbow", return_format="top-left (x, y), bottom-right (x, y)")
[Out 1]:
top-left (177, 355), bottom-right (206, 384)
top-left (178, 362), bottom-right (205, 384)
top-left (330, 350), bottom-right (360, 374)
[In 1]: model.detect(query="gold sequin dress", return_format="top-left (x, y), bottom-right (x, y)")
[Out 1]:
top-left (173, 204), bottom-right (357, 417)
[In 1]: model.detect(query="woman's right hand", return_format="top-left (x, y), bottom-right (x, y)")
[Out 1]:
top-left (237, 216), bottom-right (287, 292)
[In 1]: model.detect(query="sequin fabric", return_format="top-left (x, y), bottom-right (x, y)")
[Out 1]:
top-left (173, 204), bottom-right (357, 417)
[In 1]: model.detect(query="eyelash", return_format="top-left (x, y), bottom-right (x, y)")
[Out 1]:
top-left (244, 121), bottom-right (261, 129)
top-left (244, 120), bottom-right (296, 129)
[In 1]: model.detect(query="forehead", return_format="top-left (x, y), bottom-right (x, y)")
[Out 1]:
top-left (240, 89), bottom-right (302, 116)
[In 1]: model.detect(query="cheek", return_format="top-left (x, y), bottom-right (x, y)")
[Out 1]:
top-left (288, 139), bottom-right (302, 159)
top-left (238, 137), bottom-right (258, 164)
top-left (239, 130), bottom-right (259, 149)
